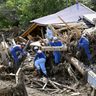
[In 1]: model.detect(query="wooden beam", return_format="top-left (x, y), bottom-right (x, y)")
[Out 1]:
top-left (41, 45), bottom-right (67, 51)
top-left (64, 55), bottom-right (85, 75)
top-left (21, 23), bottom-right (38, 38)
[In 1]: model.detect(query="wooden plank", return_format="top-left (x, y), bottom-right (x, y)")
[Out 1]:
top-left (70, 57), bottom-right (85, 75)
top-left (41, 45), bottom-right (67, 51)
top-left (21, 23), bottom-right (38, 37)
top-left (58, 16), bottom-right (71, 31)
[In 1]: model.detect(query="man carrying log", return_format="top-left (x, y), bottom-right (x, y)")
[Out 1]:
top-left (49, 37), bottom-right (63, 65)
top-left (33, 46), bottom-right (48, 78)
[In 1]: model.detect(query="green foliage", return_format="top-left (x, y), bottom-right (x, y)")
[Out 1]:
top-left (0, 0), bottom-right (95, 29)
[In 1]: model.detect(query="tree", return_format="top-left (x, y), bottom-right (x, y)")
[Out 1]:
top-left (0, 0), bottom-right (95, 29)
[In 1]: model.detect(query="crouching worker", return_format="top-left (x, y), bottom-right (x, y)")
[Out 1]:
top-left (77, 34), bottom-right (93, 64)
top-left (9, 44), bottom-right (26, 72)
top-left (49, 37), bottom-right (63, 65)
top-left (34, 46), bottom-right (47, 78)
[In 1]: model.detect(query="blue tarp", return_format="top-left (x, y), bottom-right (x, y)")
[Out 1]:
top-left (30, 3), bottom-right (95, 25)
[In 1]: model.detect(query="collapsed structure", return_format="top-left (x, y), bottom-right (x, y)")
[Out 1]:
top-left (0, 3), bottom-right (96, 96)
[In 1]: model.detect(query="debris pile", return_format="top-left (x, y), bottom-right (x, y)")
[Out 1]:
top-left (0, 5), bottom-right (96, 96)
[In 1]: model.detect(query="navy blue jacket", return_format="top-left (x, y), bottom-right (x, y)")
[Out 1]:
top-left (34, 51), bottom-right (46, 62)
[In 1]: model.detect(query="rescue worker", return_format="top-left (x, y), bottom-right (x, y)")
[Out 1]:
top-left (9, 44), bottom-right (26, 72)
top-left (78, 34), bottom-right (93, 64)
top-left (49, 37), bottom-right (63, 65)
top-left (34, 46), bottom-right (47, 78)
top-left (45, 25), bottom-right (54, 40)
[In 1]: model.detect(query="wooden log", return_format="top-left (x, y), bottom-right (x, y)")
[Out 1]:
top-left (41, 45), bottom-right (67, 51)
top-left (64, 55), bottom-right (85, 75)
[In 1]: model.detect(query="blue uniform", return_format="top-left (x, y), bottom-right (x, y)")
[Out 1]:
top-left (49, 40), bottom-right (62, 64)
top-left (78, 36), bottom-right (92, 61)
top-left (10, 45), bottom-right (25, 64)
top-left (34, 51), bottom-right (47, 76)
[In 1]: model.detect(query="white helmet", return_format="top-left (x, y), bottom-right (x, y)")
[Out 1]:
top-left (37, 50), bottom-right (42, 53)
top-left (53, 37), bottom-right (58, 41)
top-left (34, 46), bottom-right (39, 50)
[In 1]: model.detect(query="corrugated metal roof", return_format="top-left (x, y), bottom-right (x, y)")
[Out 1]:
top-left (30, 3), bottom-right (95, 25)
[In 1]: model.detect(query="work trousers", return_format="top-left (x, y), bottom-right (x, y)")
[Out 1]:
top-left (53, 51), bottom-right (61, 65)
top-left (35, 58), bottom-right (47, 76)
